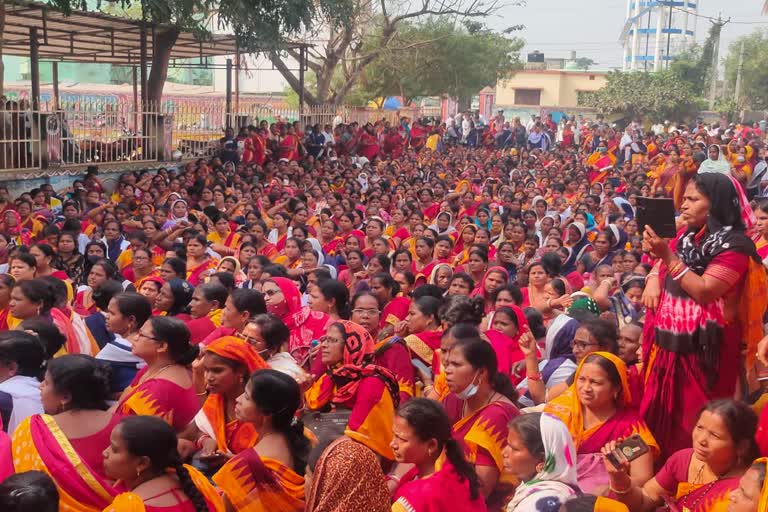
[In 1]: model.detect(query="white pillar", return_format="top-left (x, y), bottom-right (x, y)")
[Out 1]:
top-left (654, 6), bottom-right (665, 71)
top-left (630, 0), bottom-right (640, 70)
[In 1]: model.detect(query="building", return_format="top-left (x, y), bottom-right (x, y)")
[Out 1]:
top-left (620, 0), bottom-right (698, 72)
top-left (495, 69), bottom-right (608, 110)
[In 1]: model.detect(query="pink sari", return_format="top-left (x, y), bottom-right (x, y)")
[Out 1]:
top-left (392, 461), bottom-right (487, 512)
top-left (270, 277), bottom-right (333, 363)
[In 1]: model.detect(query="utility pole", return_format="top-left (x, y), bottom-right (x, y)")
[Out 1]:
top-left (708, 14), bottom-right (729, 110)
top-left (734, 40), bottom-right (745, 103)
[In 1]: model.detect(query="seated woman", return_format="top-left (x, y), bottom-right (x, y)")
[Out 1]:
top-left (185, 234), bottom-right (218, 287)
top-left (153, 279), bottom-right (194, 318)
top-left (368, 273), bottom-right (410, 333)
top-left (605, 399), bottom-right (759, 512)
top-left (200, 289), bottom-right (267, 346)
top-left (75, 259), bottom-right (120, 316)
top-left (12, 355), bottom-right (121, 511)
top-left (181, 336), bottom-right (267, 466)
top-left (239, 314), bottom-right (304, 379)
top-left (213, 369), bottom-right (310, 511)
top-left (184, 283), bottom-right (228, 345)
top-left (486, 305), bottom-right (530, 382)
top-left (114, 316), bottom-right (199, 433)
top-left (349, 292), bottom-right (415, 404)
top-left (725, 457), bottom-right (768, 512)
top-left (470, 267), bottom-right (509, 314)
top-left (102, 415), bottom-right (223, 511)
top-left (400, 296), bottom-right (443, 378)
top-left (544, 352), bottom-right (658, 494)
top-left (391, 398), bottom-right (486, 512)
top-left (503, 412), bottom-right (579, 510)
top-left (442, 336), bottom-right (520, 508)
top-left (593, 274), bottom-right (646, 331)
top-left (0, 331), bottom-right (45, 433)
top-left (304, 320), bottom-right (400, 460)
top-left (262, 277), bottom-right (332, 365)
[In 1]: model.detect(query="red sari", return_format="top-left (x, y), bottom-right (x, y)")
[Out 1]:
top-left (403, 330), bottom-right (442, 375)
top-left (186, 308), bottom-right (223, 345)
top-left (358, 131), bottom-right (379, 160)
top-left (653, 448), bottom-right (739, 511)
top-left (116, 367), bottom-right (200, 433)
top-left (392, 461), bottom-right (487, 512)
top-left (271, 277), bottom-right (333, 362)
top-left (278, 134), bottom-right (299, 161)
top-left (186, 257), bottom-right (217, 286)
top-left (380, 296), bottom-right (411, 328)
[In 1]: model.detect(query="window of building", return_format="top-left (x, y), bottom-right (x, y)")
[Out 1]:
top-left (514, 89), bottom-right (541, 106)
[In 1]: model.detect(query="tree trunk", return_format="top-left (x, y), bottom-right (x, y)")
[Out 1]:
top-left (0, 0), bottom-right (6, 97)
top-left (146, 27), bottom-right (179, 109)
top-left (458, 95), bottom-right (472, 111)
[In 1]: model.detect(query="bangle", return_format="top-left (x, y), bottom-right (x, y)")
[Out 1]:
top-left (196, 390), bottom-right (207, 397)
top-left (645, 272), bottom-right (659, 282)
top-left (195, 434), bottom-right (211, 450)
top-left (609, 483), bottom-right (633, 495)
top-left (672, 267), bottom-right (690, 281)
top-left (527, 372), bottom-right (543, 382)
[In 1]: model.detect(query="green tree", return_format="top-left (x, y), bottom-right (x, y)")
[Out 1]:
top-left (581, 70), bottom-right (703, 122)
top-left (269, 0), bottom-right (520, 106)
top-left (28, 0), bottom-right (353, 109)
top-left (669, 22), bottom-right (719, 96)
top-left (574, 57), bottom-right (596, 71)
top-left (723, 29), bottom-right (768, 109)
top-left (354, 19), bottom-right (522, 106)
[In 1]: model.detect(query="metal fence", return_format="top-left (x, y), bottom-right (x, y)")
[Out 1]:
top-left (0, 98), bottom-right (445, 172)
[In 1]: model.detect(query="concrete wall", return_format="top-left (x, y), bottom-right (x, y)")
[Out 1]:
top-left (496, 70), bottom-right (608, 109)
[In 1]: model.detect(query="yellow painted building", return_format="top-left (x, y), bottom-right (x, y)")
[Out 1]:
top-left (495, 69), bottom-right (608, 108)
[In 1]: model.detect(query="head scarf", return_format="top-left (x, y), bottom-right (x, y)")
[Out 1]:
top-left (568, 297), bottom-right (600, 316)
top-left (470, 266), bottom-right (509, 302)
top-left (429, 212), bottom-right (456, 236)
top-left (3, 209), bottom-right (31, 246)
top-left (564, 222), bottom-right (591, 273)
top-left (205, 336), bottom-right (268, 373)
top-left (506, 413), bottom-right (578, 510)
top-left (268, 277), bottom-right (303, 319)
top-left (170, 199), bottom-right (189, 221)
top-left (473, 208), bottom-right (492, 230)
top-left (328, 320), bottom-right (399, 408)
top-left (607, 224), bottom-right (628, 252)
top-left (428, 262), bottom-right (453, 287)
top-left (546, 352), bottom-right (631, 444)
top-left (217, 256), bottom-right (242, 274)
top-left (544, 314), bottom-right (578, 361)
top-left (698, 144), bottom-right (732, 174)
top-left (166, 278), bottom-right (195, 316)
top-left (305, 437), bottom-right (391, 512)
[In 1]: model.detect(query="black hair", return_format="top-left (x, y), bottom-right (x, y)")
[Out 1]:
top-left (14, 279), bottom-right (55, 316)
top-left (698, 399), bottom-right (759, 468)
top-left (230, 289), bottom-right (267, 317)
top-left (316, 280), bottom-right (350, 319)
top-left (579, 318), bottom-right (619, 354)
top-left (0, 331), bottom-right (45, 379)
top-left (165, 279), bottom-right (195, 316)
top-left (0, 471), bottom-right (59, 512)
top-left (92, 280), bottom-right (124, 311)
top-left (508, 412), bottom-right (545, 461)
top-left (89, 259), bottom-right (118, 281)
top-left (413, 296), bottom-right (441, 324)
top-left (523, 307), bottom-right (547, 339)
top-left (45, 355), bottom-right (111, 411)
top-left (10, 252), bottom-right (36, 270)
top-left (449, 272), bottom-right (475, 291)
top-left (490, 283), bottom-right (523, 306)
top-left (453, 337), bottom-right (517, 402)
top-left (112, 292), bottom-right (153, 332)
top-left (562, 495), bottom-right (603, 512)
top-left (443, 323), bottom-right (481, 341)
top-left (581, 353), bottom-right (624, 397)
top-left (161, 257), bottom-right (187, 279)
top-left (397, 398), bottom-right (480, 500)
top-left (19, 318), bottom-right (66, 360)
top-left (117, 416), bottom-right (207, 512)
top-left (247, 369), bottom-right (310, 475)
top-left (438, 295), bottom-right (485, 328)
top-left (411, 284), bottom-right (444, 301)
top-left (540, 251), bottom-right (562, 277)
top-left (207, 272), bottom-right (235, 292)
top-left (368, 254), bottom-right (391, 272)
top-left (494, 306), bottom-right (520, 328)
top-left (549, 277), bottom-right (567, 297)
top-left (371, 272), bottom-right (400, 298)
top-left (248, 314), bottom-right (290, 352)
top-left (31, 243), bottom-right (56, 261)
top-left (261, 264), bottom-right (287, 279)
top-left (196, 282), bottom-right (229, 309)
top-left (146, 316), bottom-right (199, 366)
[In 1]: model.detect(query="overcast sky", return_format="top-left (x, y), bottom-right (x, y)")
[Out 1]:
top-left (485, 0), bottom-right (766, 69)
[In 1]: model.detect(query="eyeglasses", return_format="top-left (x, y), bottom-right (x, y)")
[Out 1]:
top-left (236, 332), bottom-right (262, 347)
top-left (570, 339), bottom-right (599, 351)
top-left (319, 335), bottom-right (344, 346)
top-left (137, 331), bottom-right (161, 342)
top-left (263, 289), bottom-right (282, 297)
top-left (352, 308), bottom-right (380, 318)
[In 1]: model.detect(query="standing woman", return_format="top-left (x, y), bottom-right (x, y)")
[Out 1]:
top-left (391, 398), bottom-right (486, 512)
top-left (102, 416), bottom-right (223, 511)
top-left (213, 369), bottom-right (310, 511)
top-left (442, 336), bottom-right (519, 508)
top-left (185, 234), bottom-right (217, 287)
top-left (54, 232), bottom-right (86, 285)
top-left (114, 316), bottom-right (200, 433)
top-left (643, 173), bottom-right (767, 458)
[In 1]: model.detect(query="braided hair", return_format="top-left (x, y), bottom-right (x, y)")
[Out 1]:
top-left (117, 416), bottom-right (208, 512)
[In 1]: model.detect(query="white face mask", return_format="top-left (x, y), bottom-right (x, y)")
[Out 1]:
top-left (737, 156), bottom-right (746, 163)
top-left (455, 371), bottom-right (480, 400)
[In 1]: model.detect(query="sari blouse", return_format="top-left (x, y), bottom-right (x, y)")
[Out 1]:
top-left (392, 461), bottom-right (487, 512)
top-left (116, 367), bottom-right (199, 433)
top-left (194, 393), bottom-right (258, 455)
top-left (654, 448), bottom-right (738, 512)
top-left (213, 449), bottom-right (304, 512)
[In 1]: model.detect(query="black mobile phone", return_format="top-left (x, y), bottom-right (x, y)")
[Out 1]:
top-left (606, 434), bottom-right (650, 469)
top-left (636, 197), bottom-right (677, 239)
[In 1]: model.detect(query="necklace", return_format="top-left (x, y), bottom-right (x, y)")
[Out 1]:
top-left (139, 364), bottom-right (173, 385)
top-left (461, 391), bottom-right (497, 419)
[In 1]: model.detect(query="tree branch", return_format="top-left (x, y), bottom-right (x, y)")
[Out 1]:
top-left (269, 51), bottom-right (319, 105)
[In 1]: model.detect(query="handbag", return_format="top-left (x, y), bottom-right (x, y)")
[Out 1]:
top-left (301, 408), bottom-right (352, 442)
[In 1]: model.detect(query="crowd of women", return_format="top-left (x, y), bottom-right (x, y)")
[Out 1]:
top-left (0, 115), bottom-right (768, 512)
